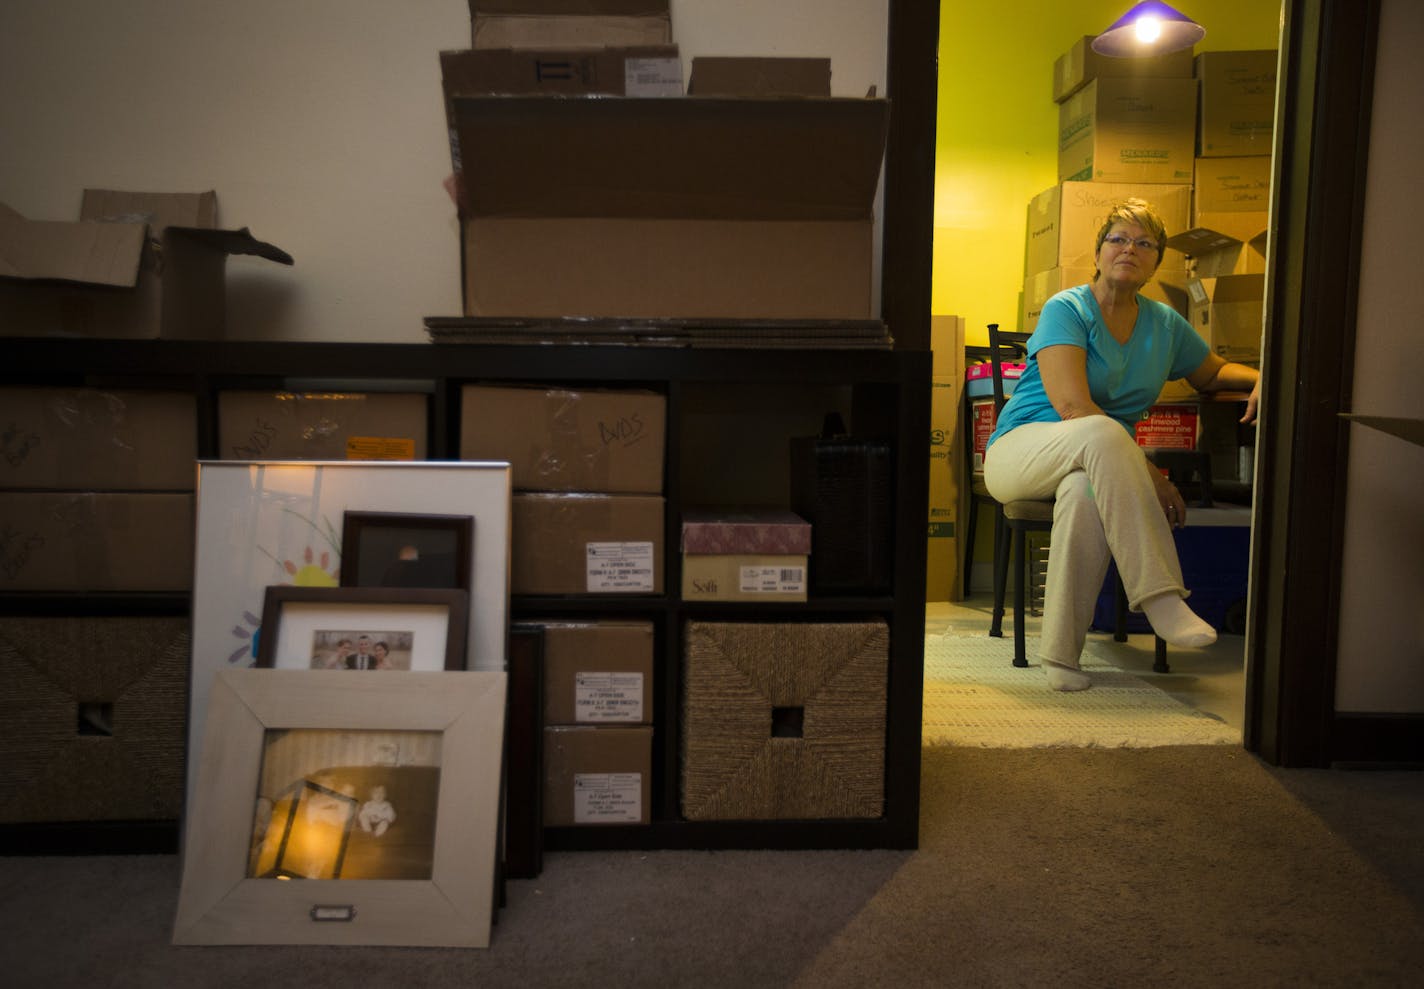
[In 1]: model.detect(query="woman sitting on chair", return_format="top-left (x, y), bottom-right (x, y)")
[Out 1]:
top-left (984, 198), bottom-right (1261, 691)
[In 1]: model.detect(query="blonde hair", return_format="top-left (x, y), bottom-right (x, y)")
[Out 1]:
top-left (1092, 198), bottom-right (1167, 281)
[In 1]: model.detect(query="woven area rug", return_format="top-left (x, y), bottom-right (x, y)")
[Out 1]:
top-left (922, 632), bottom-right (1240, 748)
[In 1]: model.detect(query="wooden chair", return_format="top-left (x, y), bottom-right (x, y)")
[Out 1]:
top-left (978, 323), bottom-right (1169, 672)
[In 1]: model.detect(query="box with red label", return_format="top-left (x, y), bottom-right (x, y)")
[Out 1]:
top-left (967, 363), bottom-right (1023, 474)
top-left (1135, 403), bottom-right (1200, 450)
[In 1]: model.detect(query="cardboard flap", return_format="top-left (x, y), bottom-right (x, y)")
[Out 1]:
top-left (167, 227), bottom-right (294, 265)
top-left (451, 95), bottom-right (889, 220)
top-left (1169, 225), bottom-right (1267, 278)
top-left (1190, 273), bottom-right (1266, 305)
top-left (688, 57), bottom-right (832, 98)
top-left (0, 201), bottom-right (145, 287)
top-left (80, 189), bottom-right (218, 235)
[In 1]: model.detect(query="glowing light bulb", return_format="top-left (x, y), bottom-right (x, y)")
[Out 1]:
top-left (1135, 16), bottom-right (1163, 43)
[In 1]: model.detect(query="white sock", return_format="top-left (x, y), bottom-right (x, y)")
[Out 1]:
top-left (1141, 593), bottom-right (1217, 649)
top-left (1043, 660), bottom-right (1092, 692)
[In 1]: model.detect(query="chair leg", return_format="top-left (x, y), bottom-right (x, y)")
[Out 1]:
top-left (1154, 636), bottom-right (1170, 673)
top-left (964, 494), bottom-right (979, 597)
top-left (1012, 526), bottom-right (1028, 668)
top-left (989, 509), bottom-right (1007, 638)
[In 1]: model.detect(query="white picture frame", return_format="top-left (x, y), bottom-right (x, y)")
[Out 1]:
top-left (172, 668), bottom-right (506, 947)
top-left (188, 461), bottom-right (510, 815)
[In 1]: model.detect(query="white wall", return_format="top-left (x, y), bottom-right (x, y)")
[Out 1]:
top-left (0, 1), bottom-right (887, 343)
top-left (1334, 0), bottom-right (1424, 711)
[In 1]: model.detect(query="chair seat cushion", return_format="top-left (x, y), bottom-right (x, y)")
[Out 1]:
top-left (1003, 499), bottom-right (1054, 523)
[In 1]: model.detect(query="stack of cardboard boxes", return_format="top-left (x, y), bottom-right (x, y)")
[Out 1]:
top-left (1021, 38), bottom-right (1276, 460)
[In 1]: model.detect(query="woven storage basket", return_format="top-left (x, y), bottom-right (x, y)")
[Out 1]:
top-left (0, 616), bottom-right (188, 823)
top-left (680, 619), bottom-right (887, 820)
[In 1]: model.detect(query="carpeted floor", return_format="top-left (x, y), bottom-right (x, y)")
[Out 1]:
top-left (922, 632), bottom-right (1240, 748)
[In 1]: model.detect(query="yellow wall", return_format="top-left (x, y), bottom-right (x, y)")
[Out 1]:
top-left (933, 1), bottom-right (1284, 346)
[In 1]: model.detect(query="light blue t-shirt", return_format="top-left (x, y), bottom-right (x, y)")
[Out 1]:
top-left (987, 283), bottom-right (1209, 448)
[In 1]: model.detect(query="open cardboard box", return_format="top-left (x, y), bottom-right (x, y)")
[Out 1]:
top-left (0, 190), bottom-right (291, 339)
top-left (446, 93), bottom-right (889, 319)
top-left (469, 0), bottom-right (671, 50)
top-left (1168, 223), bottom-right (1269, 279)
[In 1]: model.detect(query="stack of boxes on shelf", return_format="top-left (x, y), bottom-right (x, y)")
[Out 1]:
top-left (0, 386), bottom-right (197, 827)
top-left (444, 1), bottom-right (894, 827)
top-left (1019, 37), bottom-right (1276, 471)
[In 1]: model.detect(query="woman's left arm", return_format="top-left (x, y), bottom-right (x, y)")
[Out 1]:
top-left (1187, 353), bottom-right (1262, 424)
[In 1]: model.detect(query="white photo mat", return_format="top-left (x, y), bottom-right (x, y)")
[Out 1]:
top-left (172, 668), bottom-right (506, 947)
top-left (189, 461), bottom-right (511, 816)
top-left (267, 599), bottom-right (455, 672)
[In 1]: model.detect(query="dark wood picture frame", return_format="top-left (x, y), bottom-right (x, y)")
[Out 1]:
top-left (340, 511), bottom-right (474, 591)
top-left (255, 586), bottom-right (470, 672)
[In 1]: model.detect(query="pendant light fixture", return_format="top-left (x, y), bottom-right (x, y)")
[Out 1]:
top-left (1091, 1), bottom-right (1206, 57)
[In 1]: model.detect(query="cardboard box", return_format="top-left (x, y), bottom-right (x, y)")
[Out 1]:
top-left (459, 384), bottom-right (665, 493)
top-left (0, 387), bottom-right (196, 491)
top-left (0, 191), bottom-right (291, 339)
top-left (688, 57), bottom-right (831, 97)
top-left (927, 315), bottom-right (965, 602)
top-left (1022, 266), bottom-right (1186, 332)
top-left (1194, 156), bottom-right (1272, 215)
top-left (1168, 223), bottom-right (1268, 279)
top-left (1053, 34), bottom-right (1195, 103)
top-left (1196, 50), bottom-right (1278, 157)
top-left (1187, 274), bottom-right (1265, 361)
top-left (1025, 181), bottom-right (1191, 277)
top-left (1058, 77), bottom-right (1197, 184)
top-left (470, 0), bottom-right (671, 50)
top-left (511, 493), bottom-right (663, 594)
top-left (542, 725), bottom-right (652, 826)
top-left (217, 391), bottom-right (428, 461)
top-left (0, 492), bottom-right (194, 592)
top-left (1134, 403), bottom-right (1200, 450)
top-left (680, 554), bottom-right (807, 602)
top-left (527, 619), bottom-right (654, 725)
top-left (439, 45), bottom-right (681, 101)
top-left (446, 94), bottom-right (889, 319)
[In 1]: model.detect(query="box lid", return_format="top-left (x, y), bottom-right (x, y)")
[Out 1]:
top-left (1168, 226), bottom-right (1267, 279)
top-left (681, 509), bottom-right (812, 555)
top-left (688, 57), bottom-right (832, 98)
top-left (450, 95), bottom-right (889, 221)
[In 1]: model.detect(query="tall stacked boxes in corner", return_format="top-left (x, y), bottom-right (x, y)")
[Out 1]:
top-left (1022, 36), bottom-right (1198, 335)
top-left (927, 315), bottom-right (966, 602)
top-left (0, 386), bottom-right (197, 825)
top-left (459, 383), bottom-right (665, 827)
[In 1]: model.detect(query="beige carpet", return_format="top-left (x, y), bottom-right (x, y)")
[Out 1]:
top-left (922, 632), bottom-right (1241, 748)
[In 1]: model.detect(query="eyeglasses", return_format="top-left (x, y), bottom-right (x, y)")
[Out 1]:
top-left (1102, 233), bottom-right (1160, 252)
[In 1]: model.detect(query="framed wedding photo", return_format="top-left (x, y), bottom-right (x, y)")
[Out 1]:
top-left (255, 586), bottom-right (469, 672)
top-left (173, 668), bottom-right (507, 947)
top-left (340, 511), bottom-right (473, 591)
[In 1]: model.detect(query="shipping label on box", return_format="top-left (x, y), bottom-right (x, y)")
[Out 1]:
top-left (574, 773), bottom-right (644, 824)
top-left (1196, 50), bottom-right (1278, 157)
top-left (1135, 403), bottom-right (1200, 450)
top-left (575, 672), bottom-right (646, 722)
top-left (586, 541), bottom-right (656, 592)
top-left (1058, 78), bottom-right (1197, 184)
top-left (1026, 181), bottom-right (1191, 277)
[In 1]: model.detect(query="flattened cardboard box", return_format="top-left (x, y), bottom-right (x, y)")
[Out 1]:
top-left (1053, 34), bottom-right (1195, 103)
top-left (530, 619), bottom-right (654, 725)
top-left (459, 384), bottom-right (664, 493)
top-left (439, 45), bottom-right (682, 103)
top-left (448, 95), bottom-right (888, 319)
top-left (928, 315), bottom-right (965, 602)
top-left (0, 190), bottom-right (291, 339)
top-left (0, 387), bottom-right (196, 491)
top-left (470, 0), bottom-right (671, 50)
top-left (1058, 77), bottom-right (1197, 184)
top-left (543, 725), bottom-right (652, 826)
top-left (218, 391), bottom-right (429, 461)
top-left (0, 492), bottom-right (194, 592)
top-left (511, 493), bottom-right (663, 595)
